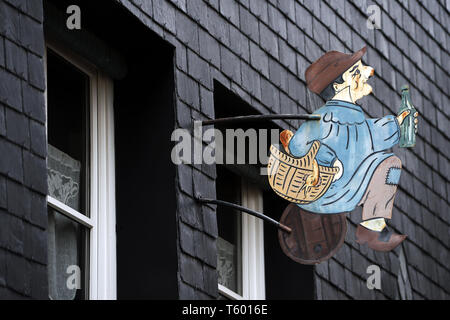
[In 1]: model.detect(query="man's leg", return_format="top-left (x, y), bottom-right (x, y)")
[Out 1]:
top-left (360, 156), bottom-right (401, 220)
top-left (356, 156), bottom-right (406, 251)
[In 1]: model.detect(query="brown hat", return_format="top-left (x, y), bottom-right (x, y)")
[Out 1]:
top-left (305, 47), bottom-right (367, 94)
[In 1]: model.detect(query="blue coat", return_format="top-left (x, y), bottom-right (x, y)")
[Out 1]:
top-left (288, 100), bottom-right (400, 214)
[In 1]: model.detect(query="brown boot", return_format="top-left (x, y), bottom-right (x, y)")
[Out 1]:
top-left (356, 224), bottom-right (406, 252)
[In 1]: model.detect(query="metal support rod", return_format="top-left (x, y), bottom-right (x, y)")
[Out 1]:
top-left (196, 196), bottom-right (292, 234)
top-left (201, 114), bottom-right (321, 126)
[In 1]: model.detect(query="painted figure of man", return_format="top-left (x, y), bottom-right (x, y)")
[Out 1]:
top-left (280, 47), bottom-right (418, 252)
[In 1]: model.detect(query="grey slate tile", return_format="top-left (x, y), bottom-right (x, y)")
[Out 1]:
top-left (229, 25), bottom-right (250, 62)
top-left (375, 32), bottom-right (389, 60)
top-left (30, 225), bottom-right (46, 264)
top-left (202, 264), bottom-right (218, 297)
top-left (8, 213), bottom-right (25, 255)
top-left (329, 33), bottom-right (345, 52)
top-left (0, 248), bottom-right (5, 287)
top-left (23, 150), bottom-right (47, 195)
top-left (268, 4), bottom-right (287, 39)
top-left (344, 268), bottom-right (360, 299)
top-left (312, 18), bottom-right (329, 51)
top-left (268, 58), bottom-right (288, 91)
top-left (207, 7), bottom-right (230, 46)
top-left (177, 191), bottom-right (203, 230)
top-left (315, 276), bottom-right (322, 299)
top-left (286, 20), bottom-right (305, 53)
top-left (201, 204), bottom-right (218, 238)
top-left (179, 280), bottom-right (197, 299)
top-left (22, 82), bottom-right (44, 123)
top-left (179, 221), bottom-right (196, 257)
top-left (30, 262), bottom-right (47, 299)
top-left (26, 0), bottom-right (43, 23)
top-left (193, 168), bottom-right (216, 200)
top-left (0, 2), bottom-right (20, 43)
top-left (188, 50), bottom-right (212, 88)
top-left (0, 139), bottom-right (23, 183)
top-left (329, 259), bottom-right (346, 291)
top-left (199, 28), bottom-right (220, 68)
top-left (260, 77), bottom-right (280, 112)
top-left (29, 120), bottom-right (46, 158)
top-left (19, 14), bottom-right (44, 57)
top-left (321, 279), bottom-right (339, 300)
top-left (220, 45), bottom-right (241, 83)
top-left (194, 230), bottom-right (217, 268)
top-left (239, 5), bottom-right (259, 41)
top-left (30, 192), bottom-right (46, 229)
top-left (186, 0), bottom-right (208, 26)
top-left (315, 260), bottom-right (329, 279)
top-left (0, 68), bottom-right (22, 112)
top-left (176, 70), bottom-right (200, 109)
top-left (241, 62), bottom-right (262, 101)
top-left (0, 104), bottom-right (5, 137)
top-left (219, 0), bottom-right (239, 26)
top-left (4, 39), bottom-right (26, 79)
top-left (200, 86), bottom-right (214, 119)
top-left (0, 37), bottom-right (4, 68)
top-left (259, 22), bottom-right (279, 58)
top-left (320, 1), bottom-right (336, 34)
top-left (304, 36), bottom-right (323, 63)
top-left (153, 0), bottom-right (176, 33)
top-left (6, 251), bottom-right (27, 295)
top-left (0, 176), bottom-right (6, 210)
top-left (5, 107), bottom-right (29, 148)
top-left (176, 11), bottom-right (200, 51)
top-left (279, 39), bottom-right (296, 73)
top-left (249, 41), bottom-right (269, 78)
top-left (4, 0), bottom-right (26, 12)
top-left (249, 0), bottom-right (268, 23)
top-left (179, 253), bottom-right (205, 289)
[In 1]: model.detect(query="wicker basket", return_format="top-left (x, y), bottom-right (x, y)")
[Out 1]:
top-left (267, 141), bottom-right (339, 204)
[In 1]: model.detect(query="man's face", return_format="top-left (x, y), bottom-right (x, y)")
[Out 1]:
top-left (336, 60), bottom-right (374, 102)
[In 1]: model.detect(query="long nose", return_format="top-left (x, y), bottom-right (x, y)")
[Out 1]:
top-left (364, 66), bottom-right (375, 78)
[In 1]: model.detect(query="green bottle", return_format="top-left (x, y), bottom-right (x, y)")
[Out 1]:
top-left (398, 85), bottom-right (417, 148)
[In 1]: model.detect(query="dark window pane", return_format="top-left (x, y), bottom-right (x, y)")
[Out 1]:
top-left (47, 207), bottom-right (88, 300)
top-left (47, 50), bottom-right (89, 215)
top-left (216, 166), bottom-right (242, 295)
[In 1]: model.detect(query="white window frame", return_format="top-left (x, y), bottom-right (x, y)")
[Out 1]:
top-left (45, 42), bottom-right (117, 300)
top-left (218, 179), bottom-right (265, 300)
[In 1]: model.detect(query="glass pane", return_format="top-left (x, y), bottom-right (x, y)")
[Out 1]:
top-left (47, 207), bottom-right (88, 300)
top-left (47, 50), bottom-right (89, 215)
top-left (47, 145), bottom-right (81, 211)
top-left (216, 167), bottom-right (242, 295)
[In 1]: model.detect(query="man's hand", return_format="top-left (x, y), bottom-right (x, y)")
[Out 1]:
top-left (414, 111), bottom-right (419, 133)
top-left (332, 159), bottom-right (343, 182)
top-left (280, 129), bottom-right (294, 154)
top-left (397, 110), bottom-right (419, 132)
top-left (397, 110), bottom-right (410, 125)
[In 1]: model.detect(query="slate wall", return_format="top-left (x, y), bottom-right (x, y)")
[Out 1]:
top-left (0, 0), bottom-right (48, 299)
top-left (0, 0), bottom-right (448, 300)
top-left (112, 0), bottom-right (448, 300)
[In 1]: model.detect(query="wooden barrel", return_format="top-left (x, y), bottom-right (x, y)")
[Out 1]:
top-left (278, 203), bottom-right (347, 265)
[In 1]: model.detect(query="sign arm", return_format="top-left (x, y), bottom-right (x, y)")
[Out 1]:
top-left (195, 195), bottom-right (292, 234)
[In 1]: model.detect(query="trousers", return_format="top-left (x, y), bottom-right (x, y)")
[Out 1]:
top-left (358, 156), bottom-right (402, 221)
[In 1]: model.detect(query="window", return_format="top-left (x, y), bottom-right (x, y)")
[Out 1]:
top-left (216, 167), bottom-right (265, 300)
top-left (213, 81), bottom-right (314, 300)
top-left (45, 43), bottom-right (116, 300)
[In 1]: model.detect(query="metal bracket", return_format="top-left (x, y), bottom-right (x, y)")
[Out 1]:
top-left (195, 195), bottom-right (292, 234)
top-left (200, 114), bottom-right (321, 126)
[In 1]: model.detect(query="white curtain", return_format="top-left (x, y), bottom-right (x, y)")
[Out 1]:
top-left (47, 145), bottom-right (81, 300)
